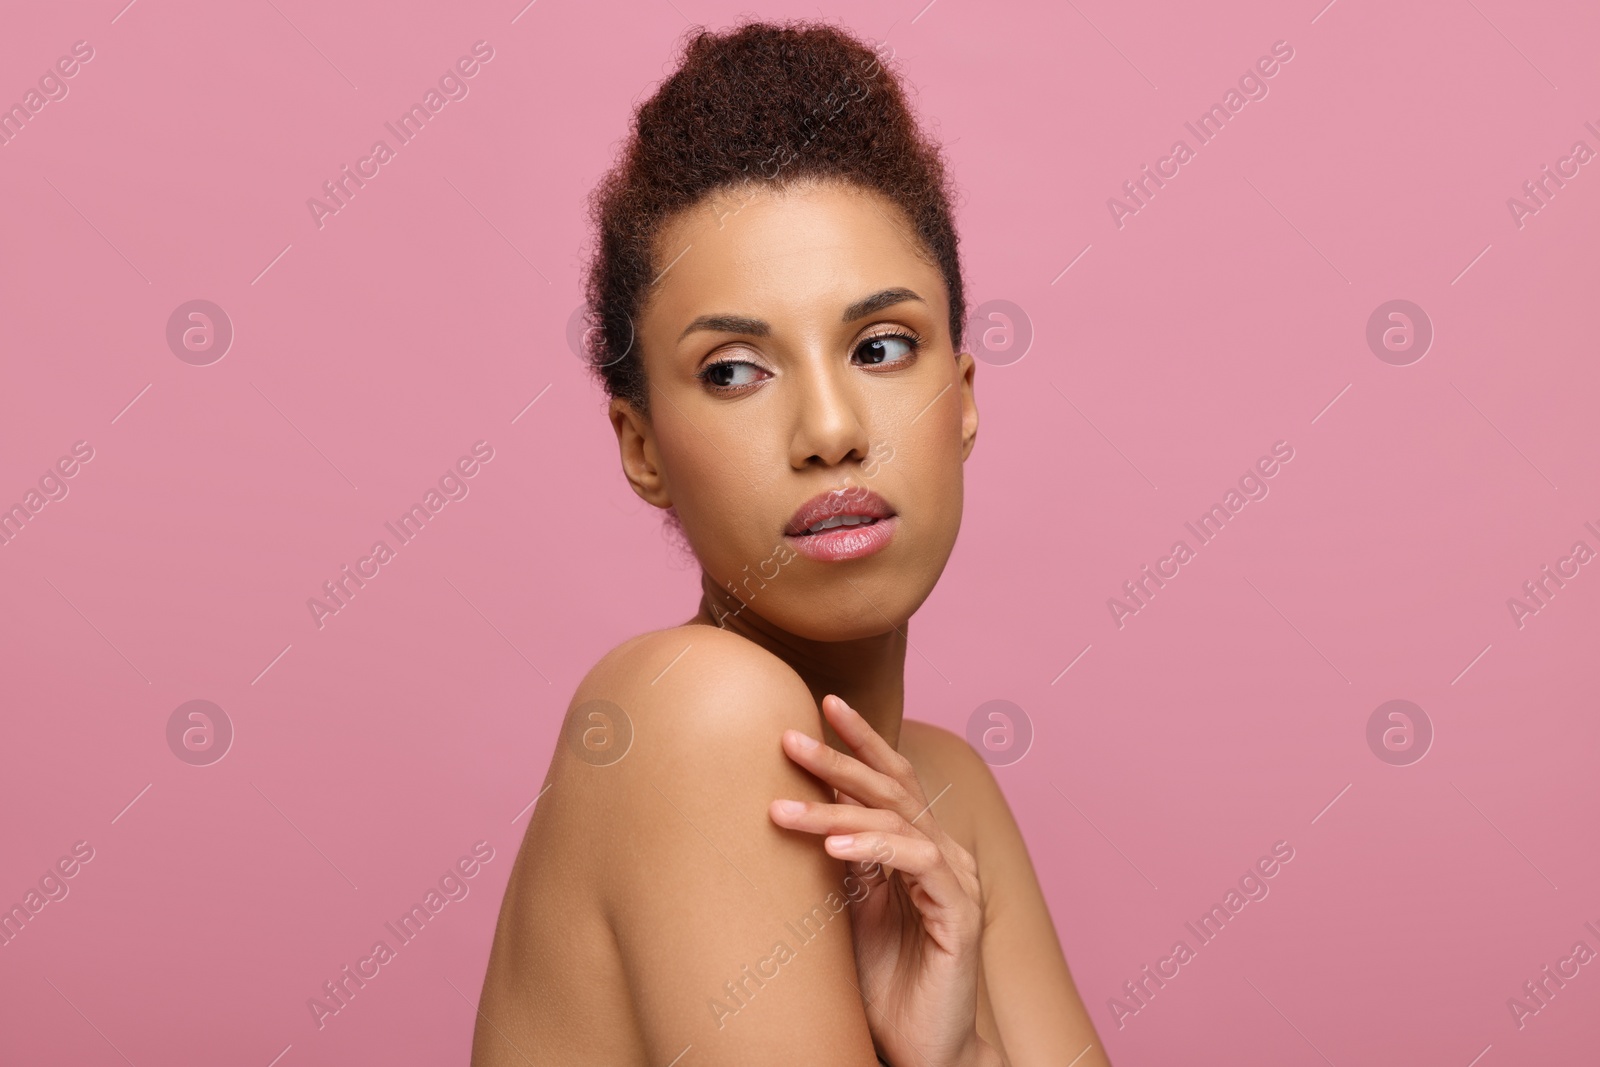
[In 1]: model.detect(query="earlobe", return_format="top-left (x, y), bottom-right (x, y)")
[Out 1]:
top-left (609, 398), bottom-right (673, 508)
top-left (957, 351), bottom-right (979, 460)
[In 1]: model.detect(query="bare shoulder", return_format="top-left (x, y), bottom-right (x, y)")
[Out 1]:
top-left (546, 623), bottom-right (832, 847)
top-left (578, 622), bottom-right (816, 721)
top-left (896, 718), bottom-right (1009, 856)
top-left (548, 622), bottom-right (844, 898)
top-left (897, 717), bottom-right (992, 780)
top-left (536, 624), bottom-right (880, 1062)
top-left (562, 624), bottom-right (824, 773)
top-left (900, 721), bottom-right (1110, 1066)
top-left (895, 718), bottom-right (1052, 933)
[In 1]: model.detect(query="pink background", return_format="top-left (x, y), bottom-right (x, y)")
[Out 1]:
top-left (3, 0), bottom-right (1597, 1063)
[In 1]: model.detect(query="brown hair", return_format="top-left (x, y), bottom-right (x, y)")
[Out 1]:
top-left (580, 18), bottom-right (967, 417)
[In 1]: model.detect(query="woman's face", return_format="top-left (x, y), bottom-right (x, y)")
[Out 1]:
top-left (611, 179), bottom-right (978, 642)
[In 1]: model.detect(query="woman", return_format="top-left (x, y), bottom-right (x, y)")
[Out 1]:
top-left (474, 20), bottom-right (1109, 1067)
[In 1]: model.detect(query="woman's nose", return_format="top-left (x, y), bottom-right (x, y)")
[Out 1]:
top-left (789, 356), bottom-right (871, 469)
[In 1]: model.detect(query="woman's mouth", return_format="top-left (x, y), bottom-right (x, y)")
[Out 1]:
top-left (783, 488), bottom-right (897, 562)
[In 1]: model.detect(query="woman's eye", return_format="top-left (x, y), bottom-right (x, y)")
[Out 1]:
top-left (854, 333), bottom-right (920, 367)
top-left (700, 359), bottom-right (766, 389)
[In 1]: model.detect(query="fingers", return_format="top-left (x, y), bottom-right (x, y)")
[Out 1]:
top-left (821, 695), bottom-right (920, 784)
top-left (826, 832), bottom-right (980, 947)
top-left (769, 798), bottom-right (904, 886)
top-left (781, 695), bottom-right (930, 821)
top-left (778, 695), bottom-right (964, 876)
top-left (769, 798), bottom-right (970, 925)
top-left (769, 794), bottom-right (895, 889)
top-left (783, 726), bottom-right (917, 819)
top-left (769, 794), bottom-right (979, 922)
top-left (769, 797), bottom-right (914, 839)
top-left (771, 711), bottom-right (985, 963)
top-left (769, 796), bottom-right (970, 883)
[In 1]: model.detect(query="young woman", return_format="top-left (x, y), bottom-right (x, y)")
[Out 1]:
top-left (473, 20), bottom-right (1110, 1067)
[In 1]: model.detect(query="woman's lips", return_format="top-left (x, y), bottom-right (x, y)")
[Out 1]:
top-left (783, 513), bottom-right (898, 562)
top-left (784, 487), bottom-right (894, 536)
top-left (782, 487), bottom-right (897, 562)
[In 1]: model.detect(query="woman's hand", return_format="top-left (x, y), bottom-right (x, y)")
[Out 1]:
top-left (769, 695), bottom-right (1002, 1067)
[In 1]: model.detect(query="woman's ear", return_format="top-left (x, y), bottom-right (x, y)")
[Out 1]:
top-left (956, 350), bottom-right (978, 461)
top-left (610, 397), bottom-right (674, 508)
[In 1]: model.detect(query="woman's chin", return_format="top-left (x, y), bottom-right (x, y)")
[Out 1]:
top-left (754, 586), bottom-right (924, 643)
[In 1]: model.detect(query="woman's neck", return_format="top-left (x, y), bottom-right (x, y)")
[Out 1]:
top-left (689, 569), bottom-right (908, 751)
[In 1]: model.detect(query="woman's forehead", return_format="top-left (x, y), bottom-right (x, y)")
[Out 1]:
top-left (645, 183), bottom-right (939, 329)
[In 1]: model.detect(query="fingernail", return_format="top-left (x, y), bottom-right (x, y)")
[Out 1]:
top-left (789, 730), bottom-right (819, 750)
top-left (827, 835), bottom-right (855, 850)
top-left (774, 799), bottom-right (805, 815)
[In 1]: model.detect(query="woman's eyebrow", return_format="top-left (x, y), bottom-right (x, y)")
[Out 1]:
top-left (676, 288), bottom-right (926, 343)
top-left (842, 287), bottom-right (924, 323)
top-left (678, 313), bottom-right (769, 342)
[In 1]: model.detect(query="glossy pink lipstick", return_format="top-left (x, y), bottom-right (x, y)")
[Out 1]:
top-left (783, 486), bottom-right (897, 562)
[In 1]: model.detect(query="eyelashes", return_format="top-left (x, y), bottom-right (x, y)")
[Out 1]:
top-left (695, 327), bottom-right (926, 395)
top-left (855, 326), bottom-right (924, 368)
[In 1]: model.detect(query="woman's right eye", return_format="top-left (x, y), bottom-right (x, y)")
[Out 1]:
top-left (698, 359), bottom-right (767, 391)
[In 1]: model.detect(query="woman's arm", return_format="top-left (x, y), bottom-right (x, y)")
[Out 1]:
top-left (579, 629), bottom-right (889, 1065)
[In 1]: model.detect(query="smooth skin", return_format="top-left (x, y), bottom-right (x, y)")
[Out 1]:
top-left (774, 691), bottom-right (993, 1067)
top-left (472, 179), bottom-right (1110, 1067)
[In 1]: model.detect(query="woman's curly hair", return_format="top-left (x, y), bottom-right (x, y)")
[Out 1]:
top-left (580, 18), bottom-right (967, 417)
